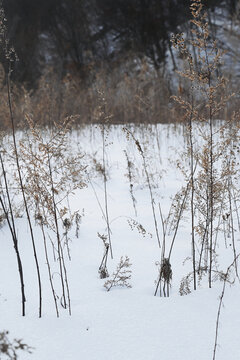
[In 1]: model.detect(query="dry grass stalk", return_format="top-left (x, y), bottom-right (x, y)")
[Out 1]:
top-left (123, 127), bottom-right (161, 248)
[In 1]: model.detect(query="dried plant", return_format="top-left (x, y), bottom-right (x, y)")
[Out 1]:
top-left (0, 211), bottom-right (5, 228)
top-left (123, 127), bottom-right (161, 248)
top-left (127, 218), bottom-right (152, 239)
top-left (0, 331), bottom-right (32, 359)
top-left (90, 153), bottom-right (110, 180)
top-left (62, 216), bottom-right (73, 261)
top-left (95, 90), bottom-right (113, 258)
top-left (104, 256), bottom-right (132, 292)
top-left (212, 254), bottom-right (240, 360)
top-left (0, 142), bottom-right (26, 316)
top-left (0, 6), bottom-right (39, 317)
top-left (172, 0), bottom-right (238, 290)
top-left (19, 115), bottom-right (87, 316)
top-left (75, 211), bottom-right (83, 239)
top-left (179, 272), bottom-right (193, 296)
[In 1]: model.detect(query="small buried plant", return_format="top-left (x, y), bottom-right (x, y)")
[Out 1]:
top-left (0, 330), bottom-right (33, 359)
top-left (104, 256), bottom-right (132, 291)
top-left (179, 272), bottom-right (193, 296)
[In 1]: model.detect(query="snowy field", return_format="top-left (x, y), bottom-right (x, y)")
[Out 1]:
top-left (0, 123), bottom-right (240, 360)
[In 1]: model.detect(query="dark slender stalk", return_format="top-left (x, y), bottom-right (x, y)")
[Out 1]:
top-left (0, 195), bottom-right (26, 316)
top-left (124, 150), bottom-right (137, 217)
top-left (168, 162), bottom-right (197, 261)
top-left (7, 68), bottom-right (42, 318)
top-left (40, 221), bottom-right (59, 317)
top-left (99, 245), bottom-right (109, 271)
top-left (154, 124), bottom-right (162, 166)
top-left (142, 154), bottom-right (161, 248)
top-left (88, 174), bottom-right (111, 232)
top-left (189, 92), bottom-right (197, 290)
top-left (154, 202), bottom-right (167, 297)
top-left (102, 124), bottom-right (113, 258)
top-left (0, 150), bottom-right (26, 315)
top-left (202, 25), bottom-right (214, 289)
top-left (213, 193), bottom-right (225, 252)
top-left (124, 128), bottom-right (161, 248)
top-left (0, 152), bottom-right (17, 241)
top-left (227, 178), bottom-right (239, 279)
top-left (59, 239), bottom-right (72, 315)
top-left (232, 189), bottom-right (240, 232)
top-left (198, 212), bottom-right (210, 273)
top-left (213, 254), bottom-right (240, 360)
top-left (168, 184), bottom-right (190, 260)
top-left (209, 108), bottom-right (214, 289)
top-left (47, 151), bottom-right (67, 309)
top-left (158, 202), bottom-right (166, 261)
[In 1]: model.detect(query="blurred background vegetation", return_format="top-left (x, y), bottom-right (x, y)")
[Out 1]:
top-left (0, 0), bottom-right (239, 125)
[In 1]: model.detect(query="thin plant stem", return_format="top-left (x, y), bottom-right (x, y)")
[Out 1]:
top-left (40, 221), bottom-right (59, 317)
top-left (7, 67), bottom-right (42, 318)
top-left (102, 124), bottom-right (113, 258)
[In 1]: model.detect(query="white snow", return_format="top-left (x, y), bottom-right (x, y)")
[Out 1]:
top-left (0, 124), bottom-right (240, 360)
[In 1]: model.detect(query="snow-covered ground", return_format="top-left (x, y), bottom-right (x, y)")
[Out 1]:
top-left (0, 124), bottom-right (240, 360)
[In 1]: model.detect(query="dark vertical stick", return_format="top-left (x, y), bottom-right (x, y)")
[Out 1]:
top-left (7, 68), bottom-right (42, 318)
top-left (41, 221), bottom-right (59, 317)
top-left (189, 92), bottom-right (197, 290)
top-left (102, 124), bottom-right (113, 258)
top-left (0, 196), bottom-right (26, 316)
top-left (227, 178), bottom-right (239, 279)
top-left (47, 151), bottom-right (67, 309)
top-left (213, 254), bottom-right (240, 360)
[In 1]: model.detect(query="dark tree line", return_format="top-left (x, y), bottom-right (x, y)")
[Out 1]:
top-left (1, 0), bottom-right (239, 86)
